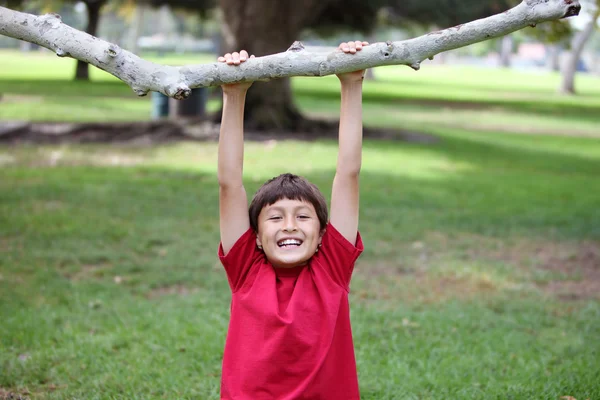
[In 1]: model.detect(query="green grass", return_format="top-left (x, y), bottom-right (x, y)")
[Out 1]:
top-left (0, 50), bottom-right (220, 122)
top-left (1, 50), bottom-right (600, 399)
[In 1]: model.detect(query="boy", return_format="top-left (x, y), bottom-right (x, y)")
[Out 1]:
top-left (217, 41), bottom-right (368, 400)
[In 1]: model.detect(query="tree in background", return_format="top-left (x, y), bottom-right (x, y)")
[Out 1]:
top-left (529, 20), bottom-right (573, 71)
top-left (560, 0), bottom-right (599, 93)
top-left (74, 0), bottom-right (107, 79)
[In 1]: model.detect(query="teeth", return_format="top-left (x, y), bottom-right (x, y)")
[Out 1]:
top-left (278, 239), bottom-right (301, 246)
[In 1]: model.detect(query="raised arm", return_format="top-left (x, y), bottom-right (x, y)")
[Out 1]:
top-left (218, 51), bottom-right (253, 255)
top-left (330, 41), bottom-right (368, 245)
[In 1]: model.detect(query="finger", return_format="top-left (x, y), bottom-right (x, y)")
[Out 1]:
top-left (363, 41), bottom-right (369, 46)
top-left (347, 41), bottom-right (356, 53)
top-left (223, 53), bottom-right (234, 65)
top-left (232, 51), bottom-right (240, 65)
top-left (240, 50), bottom-right (249, 61)
top-left (355, 41), bottom-right (363, 51)
top-left (250, 55), bottom-right (255, 58)
top-left (218, 56), bottom-right (226, 62)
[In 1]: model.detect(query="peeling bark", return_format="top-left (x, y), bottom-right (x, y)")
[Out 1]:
top-left (0, 0), bottom-right (582, 101)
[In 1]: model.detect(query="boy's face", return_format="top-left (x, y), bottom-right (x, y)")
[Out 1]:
top-left (256, 198), bottom-right (323, 269)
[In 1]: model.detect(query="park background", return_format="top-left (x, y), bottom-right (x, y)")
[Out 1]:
top-left (1, 1), bottom-right (599, 399)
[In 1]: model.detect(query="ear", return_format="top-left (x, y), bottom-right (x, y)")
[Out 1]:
top-left (256, 236), bottom-right (262, 247)
top-left (318, 228), bottom-right (326, 244)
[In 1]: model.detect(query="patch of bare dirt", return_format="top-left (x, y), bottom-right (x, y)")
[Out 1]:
top-left (354, 268), bottom-right (499, 305)
top-left (354, 253), bottom-right (500, 305)
top-left (0, 388), bottom-right (30, 400)
top-left (512, 242), bottom-right (600, 301)
top-left (421, 232), bottom-right (600, 301)
top-left (145, 284), bottom-right (200, 299)
top-left (65, 262), bottom-right (113, 282)
top-left (355, 233), bottom-right (599, 303)
top-left (455, 237), bottom-right (599, 300)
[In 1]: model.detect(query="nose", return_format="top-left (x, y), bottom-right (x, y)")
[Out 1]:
top-left (283, 216), bottom-right (297, 232)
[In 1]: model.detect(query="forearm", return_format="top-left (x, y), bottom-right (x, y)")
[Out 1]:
top-left (337, 81), bottom-right (363, 176)
top-left (218, 90), bottom-right (247, 187)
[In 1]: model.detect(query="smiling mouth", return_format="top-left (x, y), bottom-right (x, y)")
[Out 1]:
top-left (277, 239), bottom-right (303, 248)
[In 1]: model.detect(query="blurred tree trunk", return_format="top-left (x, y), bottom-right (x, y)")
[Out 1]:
top-left (219, 0), bottom-right (328, 131)
top-left (499, 34), bottom-right (513, 67)
top-left (559, 11), bottom-right (599, 94)
top-left (74, 0), bottom-right (106, 80)
top-left (545, 44), bottom-right (561, 72)
top-left (127, 4), bottom-right (145, 55)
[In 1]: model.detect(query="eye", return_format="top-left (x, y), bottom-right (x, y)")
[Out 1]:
top-left (268, 216), bottom-right (282, 221)
top-left (298, 215), bottom-right (310, 220)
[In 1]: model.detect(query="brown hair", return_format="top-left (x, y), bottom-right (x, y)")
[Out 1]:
top-left (249, 173), bottom-right (328, 233)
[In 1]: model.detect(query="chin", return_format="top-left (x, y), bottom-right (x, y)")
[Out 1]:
top-left (271, 253), bottom-right (312, 268)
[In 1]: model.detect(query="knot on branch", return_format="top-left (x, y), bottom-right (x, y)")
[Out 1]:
top-left (287, 41), bottom-right (305, 52)
top-left (106, 44), bottom-right (120, 58)
top-left (133, 87), bottom-right (149, 97)
top-left (381, 41), bottom-right (394, 59)
top-left (55, 48), bottom-right (67, 57)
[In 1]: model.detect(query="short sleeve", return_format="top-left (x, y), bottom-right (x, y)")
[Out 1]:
top-left (312, 222), bottom-right (364, 289)
top-left (218, 228), bottom-right (263, 292)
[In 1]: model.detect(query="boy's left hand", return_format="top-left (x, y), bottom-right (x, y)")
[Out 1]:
top-left (337, 41), bottom-right (369, 83)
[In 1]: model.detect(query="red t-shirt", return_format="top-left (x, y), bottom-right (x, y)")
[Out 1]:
top-left (218, 223), bottom-right (364, 400)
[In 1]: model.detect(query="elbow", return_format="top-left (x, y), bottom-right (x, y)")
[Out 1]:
top-left (218, 173), bottom-right (243, 189)
top-left (349, 167), bottom-right (361, 178)
top-left (335, 167), bottom-right (361, 181)
top-left (337, 162), bottom-right (362, 178)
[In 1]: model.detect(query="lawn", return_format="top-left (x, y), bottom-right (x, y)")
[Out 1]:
top-left (1, 50), bottom-right (600, 399)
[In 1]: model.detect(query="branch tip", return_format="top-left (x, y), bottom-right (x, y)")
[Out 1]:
top-left (564, 3), bottom-right (581, 17)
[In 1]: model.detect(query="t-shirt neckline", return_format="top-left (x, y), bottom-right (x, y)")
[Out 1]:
top-left (272, 264), bottom-right (306, 277)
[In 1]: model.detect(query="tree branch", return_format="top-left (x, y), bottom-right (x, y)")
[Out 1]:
top-left (0, 0), bottom-right (581, 99)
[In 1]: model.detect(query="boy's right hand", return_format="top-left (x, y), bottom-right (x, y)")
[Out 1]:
top-left (218, 50), bottom-right (255, 93)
